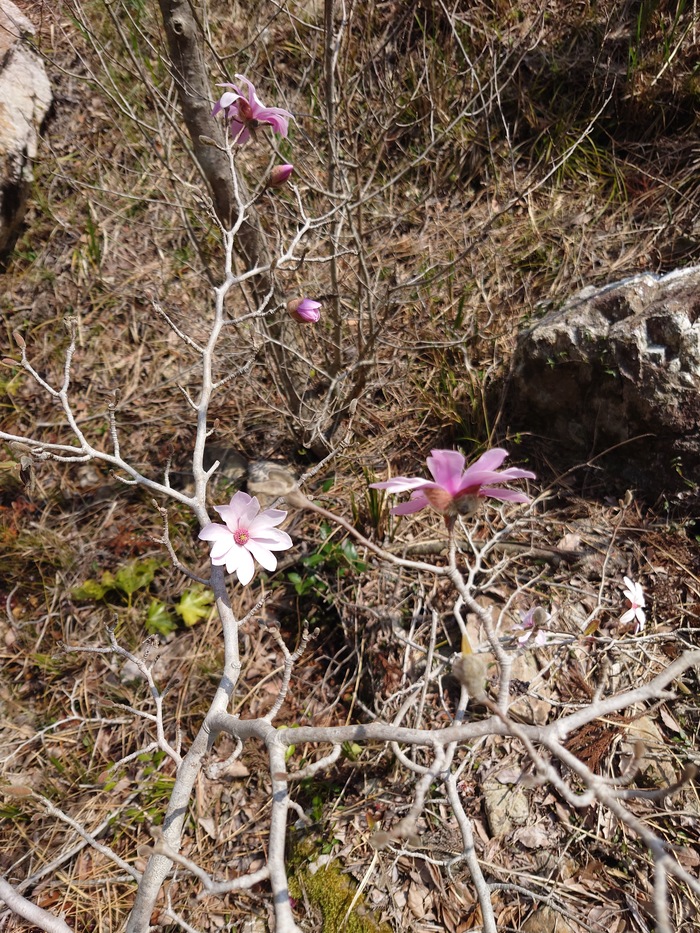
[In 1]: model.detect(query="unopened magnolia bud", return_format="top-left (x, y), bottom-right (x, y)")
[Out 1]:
top-left (268, 163), bottom-right (294, 187)
top-left (452, 653), bottom-right (487, 700)
top-left (287, 298), bottom-right (321, 323)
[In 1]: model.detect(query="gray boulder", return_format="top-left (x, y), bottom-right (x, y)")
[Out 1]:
top-left (0, 0), bottom-right (52, 263)
top-left (506, 265), bottom-right (700, 500)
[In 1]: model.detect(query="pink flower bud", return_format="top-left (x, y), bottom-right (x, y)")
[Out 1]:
top-left (287, 298), bottom-right (321, 323)
top-left (268, 164), bottom-right (294, 187)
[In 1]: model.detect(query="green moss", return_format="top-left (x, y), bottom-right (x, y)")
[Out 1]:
top-left (289, 841), bottom-right (391, 933)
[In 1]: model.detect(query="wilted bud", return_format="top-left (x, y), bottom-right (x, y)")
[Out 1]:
top-left (369, 830), bottom-right (392, 850)
top-left (452, 653), bottom-right (487, 700)
top-left (530, 607), bottom-right (548, 628)
top-left (268, 163), bottom-right (294, 187)
top-left (287, 298), bottom-right (321, 323)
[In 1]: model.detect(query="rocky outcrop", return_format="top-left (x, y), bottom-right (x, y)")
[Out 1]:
top-left (506, 266), bottom-right (700, 501)
top-left (0, 0), bottom-right (52, 263)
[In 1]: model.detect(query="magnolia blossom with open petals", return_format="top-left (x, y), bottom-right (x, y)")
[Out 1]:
top-left (198, 491), bottom-right (292, 585)
top-left (621, 576), bottom-right (646, 631)
top-left (212, 74), bottom-right (292, 144)
top-left (370, 448), bottom-right (535, 518)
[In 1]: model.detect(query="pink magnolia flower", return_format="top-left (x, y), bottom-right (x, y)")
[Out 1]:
top-left (621, 576), bottom-right (645, 632)
top-left (268, 164), bottom-right (294, 187)
top-left (513, 606), bottom-right (549, 647)
top-left (370, 448), bottom-right (535, 518)
top-left (287, 298), bottom-right (321, 323)
top-left (198, 491), bottom-right (292, 586)
top-left (212, 75), bottom-right (292, 145)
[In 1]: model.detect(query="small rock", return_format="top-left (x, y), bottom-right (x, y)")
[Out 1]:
top-left (0, 0), bottom-right (52, 262)
top-left (247, 459), bottom-right (298, 505)
top-left (482, 771), bottom-right (529, 836)
top-left (506, 266), bottom-right (700, 502)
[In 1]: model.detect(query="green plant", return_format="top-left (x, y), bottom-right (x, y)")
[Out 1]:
top-left (72, 560), bottom-right (214, 632)
top-left (145, 599), bottom-right (177, 636)
top-left (73, 557), bottom-right (160, 609)
top-left (288, 838), bottom-right (391, 933)
top-left (175, 585), bottom-right (215, 627)
top-left (288, 522), bottom-right (367, 605)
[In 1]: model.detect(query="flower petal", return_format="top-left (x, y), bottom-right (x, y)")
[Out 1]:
top-left (218, 91), bottom-right (241, 109)
top-left (209, 535), bottom-right (238, 567)
top-left (248, 509), bottom-right (287, 533)
top-left (235, 548), bottom-right (255, 586)
top-left (251, 528), bottom-right (293, 551)
top-left (255, 106), bottom-right (290, 136)
top-left (229, 119), bottom-right (251, 144)
top-left (479, 487), bottom-right (530, 504)
top-left (220, 544), bottom-right (241, 574)
top-left (198, 522), bottom-right (231, 542)
top-left (370, 476), bottom-right (432, 493)
top-left (493, 466), bottom-right (537, 480)
top-left (246, 540), bottom-right (277, 572)
top-left (214, 505), bottom-right (241, 529)
top-left (426, 449), bottom-right (466, 493)
top-left (391, 493), bottom-right (429, 515)
top-left (234, 74), bottom-right (256, 99)
top-left (465, 448), bottom-right (510, 474)
top-left (216, 492), bottom-right (260, 530)
top-left (461, 467), bottom-right (533, 489)
top-left (236, 493), bottom-right (262, 526)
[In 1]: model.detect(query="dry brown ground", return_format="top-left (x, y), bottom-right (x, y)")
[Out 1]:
top-left (1, 2), bottom-right (700, 931)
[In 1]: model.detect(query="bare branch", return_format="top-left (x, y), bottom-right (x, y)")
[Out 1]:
top-left (0, 877), bottom-right (74, 933)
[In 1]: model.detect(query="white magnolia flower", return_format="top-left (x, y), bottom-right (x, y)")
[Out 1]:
top-left (199, 491), bottom-right (292, 586)
top-left (621, 576), bottom-right (646, 632)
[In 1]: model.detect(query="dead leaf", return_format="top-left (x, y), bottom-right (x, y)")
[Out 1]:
top-left (557, 532), bottom-right (581, 551)
top-left (513, 825), bottom-right (552, 849)
top-left (407, 882), bottom-right (429, 918)
top-left (677, 845), bottom-right (700, 868)
top-left (198, 816), bottom-right (217, 839)
top-left (658, 705), bottom-right (682, 733)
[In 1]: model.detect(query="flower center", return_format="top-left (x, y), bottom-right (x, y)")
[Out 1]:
top-left (454, 492), bottom-right (480, 517)
top-left (234, 528), bottom-right (250, 546)
top-left (238, 99), bottom-right (254, 123)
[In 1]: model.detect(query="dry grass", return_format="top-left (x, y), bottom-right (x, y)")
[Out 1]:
top-left (2, 0), bottom-right (700, 930)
